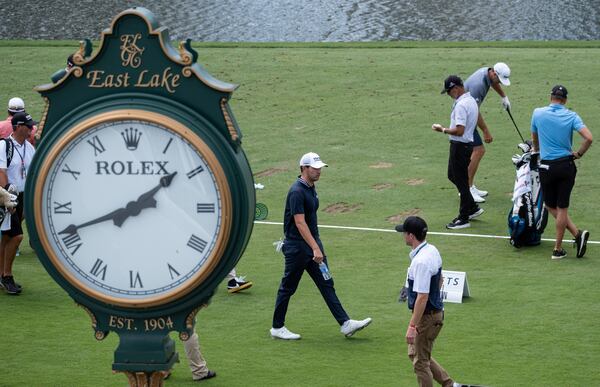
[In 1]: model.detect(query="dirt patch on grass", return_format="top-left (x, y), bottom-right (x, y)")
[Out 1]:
top-left (254, 167), bottom-right (288, 178)
top-left (372, 183), bottom-right (394, 191)
top-left (369, 162), bottom-right (393, 169)
top-left (386, 208), bottom-right (421, 224)
top-left (323, 202), bottom-right (362, 214)
top-left (405, 178), bottom-right (425, 186)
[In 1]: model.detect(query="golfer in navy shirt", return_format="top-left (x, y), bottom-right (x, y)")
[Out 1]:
top-left (270, 152), bottom-right (372, 340)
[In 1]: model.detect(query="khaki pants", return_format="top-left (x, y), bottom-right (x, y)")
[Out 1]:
top-left (407, 311), bottom-right (453, 387)
top-left (183, 332), bottom-right (209, 380)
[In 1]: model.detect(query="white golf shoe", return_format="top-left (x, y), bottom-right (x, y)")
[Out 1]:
top-left (469, 186), bottom-right (485, 203)
top-left (270, 326), bottom-right (301, 340)
top-left (471, 185), bottom-right (488, 197)
top-left (341, 318), bottom-right (372, 337)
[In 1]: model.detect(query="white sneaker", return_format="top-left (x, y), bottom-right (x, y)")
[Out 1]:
top-left (270, 326), bottom-right (301, 340)
top-left (468, 207), bottom-right (484, 220)
top-left (469, 186), bottom-right (485, 203)
top-left (471, 185), bottom-right (488, 197)
top-left (340, 318), bottom-right (372, 337)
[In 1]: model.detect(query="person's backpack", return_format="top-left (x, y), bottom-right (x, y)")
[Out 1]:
top-left (1, 138), bottom-right (13, 168)
top-left (507, 143), bottom-right (548, 247)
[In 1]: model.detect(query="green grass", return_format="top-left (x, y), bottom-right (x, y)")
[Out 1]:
top-left (1, 41), bottom-right (600, 386)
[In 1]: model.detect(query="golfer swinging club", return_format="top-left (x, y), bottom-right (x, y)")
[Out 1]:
top-left (464, 62), bottom-right (512, 203)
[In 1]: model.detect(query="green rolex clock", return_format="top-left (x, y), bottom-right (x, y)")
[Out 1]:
top-left (34, 110), bottom-right (232, 308)
top-left (26, 7), bottom-right (255, 385)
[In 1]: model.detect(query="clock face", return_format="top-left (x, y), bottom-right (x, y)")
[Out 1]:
top-left (35, 110), bottom-right (231, 307)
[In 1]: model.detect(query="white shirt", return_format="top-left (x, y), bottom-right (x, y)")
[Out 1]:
top-left (449, 92), bottom-right (479, 144)
top-left (0, 136), bottom-right (36, 193)
top-left (406, 241), bottom-right (443, 294)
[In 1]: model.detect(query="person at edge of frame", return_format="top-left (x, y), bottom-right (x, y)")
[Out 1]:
top-left (0, 112), bottom-right (36, 295)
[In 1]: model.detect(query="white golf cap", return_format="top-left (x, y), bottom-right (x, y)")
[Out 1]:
top-left (8, 97), bottom-right (25, 113)
top-left (299, 152), bottom-right (328, 168)
top-left (493, 62), bottom-right (511, 86)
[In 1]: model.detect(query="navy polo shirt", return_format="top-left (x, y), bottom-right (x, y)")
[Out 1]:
top-left (283, 177), bottom-right (320, 242)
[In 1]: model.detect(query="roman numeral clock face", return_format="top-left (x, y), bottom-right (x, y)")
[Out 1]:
top-left (36, 111), bottom-right (232, 307)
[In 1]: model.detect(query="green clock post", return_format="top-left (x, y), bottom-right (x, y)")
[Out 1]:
top-left (25, 7), bottom-right (254, 386)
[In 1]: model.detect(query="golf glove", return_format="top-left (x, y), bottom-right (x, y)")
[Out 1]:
top-left (501, 96), bottom-right (511, 111)
top-left (4, 184), bottom-right (17, 195)
top-left (432, 123), bottom-right (443, 131)
top-left (0, 186), bottom-right (17, 211)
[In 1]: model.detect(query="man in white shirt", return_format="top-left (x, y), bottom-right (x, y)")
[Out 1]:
top-left (433, 75), bottom-right (483, 229)
top-left (396, 216), bottom-right (464, 387)
top-left (0, 112), bottom-right (36, 295)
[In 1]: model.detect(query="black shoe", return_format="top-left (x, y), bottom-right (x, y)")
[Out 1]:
top-left (227, 276), bottom-right (253, 293)
top-left (446, 218), bottom-right (470, 230)
top-left (551, 248), bottom-right (567, 260)
top-left (2, 276), bottom-right (21, 295)
top-left (574, 229), bottom-right (589, 258)
top-left (195, 370), bottom-right (216, 381)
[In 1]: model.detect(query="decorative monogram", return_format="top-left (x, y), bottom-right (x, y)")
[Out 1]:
top-left (121, 127), bottom-right (142, 150)
top-left (120, 33), bottom-right (145, 68)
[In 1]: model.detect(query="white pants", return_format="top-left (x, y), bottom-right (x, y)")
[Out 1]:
top-left (226, 268), bottom-right (237, 282)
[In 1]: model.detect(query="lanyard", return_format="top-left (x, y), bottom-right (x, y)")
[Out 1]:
top-left (9, 135), bottom-right (26, 179)
top-left (411, 242), bottom-right (428, 259)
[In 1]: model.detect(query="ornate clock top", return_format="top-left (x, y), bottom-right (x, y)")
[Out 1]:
top-left (35, 6), bottom-right (241, 147)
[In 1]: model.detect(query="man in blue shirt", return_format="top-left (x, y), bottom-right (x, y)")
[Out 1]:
top-left (531, 85), bottom-right (593, 259)
top-left (270, 152), bottom-right (371, 340)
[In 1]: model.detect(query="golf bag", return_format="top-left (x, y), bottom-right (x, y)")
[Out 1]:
top-left (507, 142), bottom-right (548, 247)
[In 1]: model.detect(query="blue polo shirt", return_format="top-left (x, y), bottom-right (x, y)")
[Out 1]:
top-left (283, 177), bottom-right (320, 242)
top-left (530, 103), bottom-right (585, 160)
top-left (464, 67), bottom-right (492, 106)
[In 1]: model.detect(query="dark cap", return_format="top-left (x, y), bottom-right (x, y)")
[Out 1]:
top-left (551, 85), bottom-right (568, 99)
top-left (11, 111), bottom-right (36, 128)
top-left (395, 216), bottom-right (428, 241)
top-left (441, 75), bottom-right (463, 94)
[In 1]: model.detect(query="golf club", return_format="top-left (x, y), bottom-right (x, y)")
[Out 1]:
top-left (506, 108), bottom-right (526, 143)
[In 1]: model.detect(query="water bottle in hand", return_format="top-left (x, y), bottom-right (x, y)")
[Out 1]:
top-left (319, 262), bottom-right (331, 280)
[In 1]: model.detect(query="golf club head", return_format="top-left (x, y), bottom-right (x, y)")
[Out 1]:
top-left (517, 142), bottom-right (531, 153)
top-left (512, 153), bottom-right (531, 167)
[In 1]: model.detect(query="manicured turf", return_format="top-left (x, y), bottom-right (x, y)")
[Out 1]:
top-left (1, 41), bottom-right (599, 386)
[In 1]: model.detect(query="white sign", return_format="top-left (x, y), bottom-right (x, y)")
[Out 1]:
top-left (441, 270), bottom-right (470, 303)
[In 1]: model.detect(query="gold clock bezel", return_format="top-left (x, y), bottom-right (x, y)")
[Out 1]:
top-left (33, 109), bottom-right (232, 308)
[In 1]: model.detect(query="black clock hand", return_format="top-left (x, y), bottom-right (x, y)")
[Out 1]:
top-left (58, 172), bottom-right (177, 235)
top-left (112, 172), bottom-right (177, 226)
